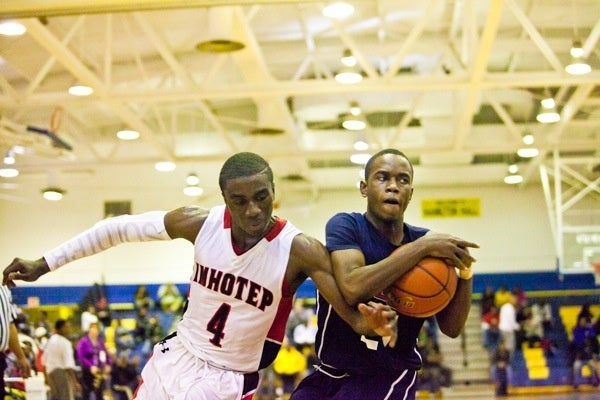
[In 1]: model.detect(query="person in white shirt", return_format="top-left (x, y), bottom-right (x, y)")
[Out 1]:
top-left (43, 319), bottom-right (81, 400)
top-left (498, 295), bottom-right (520, 355)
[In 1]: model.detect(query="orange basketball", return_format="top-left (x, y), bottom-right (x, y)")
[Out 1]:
top-left (384, 257), bottom-right (458, 318)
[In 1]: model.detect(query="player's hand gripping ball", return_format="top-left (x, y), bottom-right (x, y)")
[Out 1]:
top-left (384, 257), bottom-right (458, 318)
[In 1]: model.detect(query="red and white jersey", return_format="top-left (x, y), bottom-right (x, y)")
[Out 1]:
top-left (177, 205), bottom-right (300, 373)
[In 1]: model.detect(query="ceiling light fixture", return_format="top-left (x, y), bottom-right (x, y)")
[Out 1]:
top-left (183, 173), bottom-right (203, 197)
top-left (353, 138), bottom-right (369, 151)
top-left (340, 48), bottom-right (357, 67)
top-left (116, 129), bottom-right (140, 141)
top-left (68, 84), bottom-right (94, 96)
top-left (154, 161), bottom-right (176, 172)
top-left (350, 153), bottom-right (371, 165)
top-left (503, 171), bottom-right (523, 185)
top-left (0, 21), bottom-right (26, 36)
top-left (322, 2), bottom-right (355, 19)
top-left (0, 168), bottom-right (19, 178)
top-left (522, 131), bottom-right (534, 145)
top-left (342, 101), bottom-right (367, 130)
top-left (536, 96), bottom-right (560, 124)
top-left (517, 147), bottom-right (540, 158)
top-left (42, 187), bottom-right (65, 201)
top-left (565, 40), bottom-right (591, 75)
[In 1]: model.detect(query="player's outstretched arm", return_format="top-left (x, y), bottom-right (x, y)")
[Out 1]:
top-left (3, 210), bottom-right (172, 287)
top-left (289, 234), bottom-right (398, 346)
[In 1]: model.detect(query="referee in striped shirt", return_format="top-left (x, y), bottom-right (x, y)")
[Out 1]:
top-left (0, 285), bottom-right (31, 398)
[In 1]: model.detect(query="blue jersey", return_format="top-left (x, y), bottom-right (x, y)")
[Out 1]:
top-left (315, 212), bottom-right (429, 375)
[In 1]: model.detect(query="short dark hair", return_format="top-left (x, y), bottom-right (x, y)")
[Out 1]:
top-left (219, 152), bottom-right (274, 191)
top-left (364, 148), bottom-right (413, 180)
top-left (54, 319), bottom-right (67, 331)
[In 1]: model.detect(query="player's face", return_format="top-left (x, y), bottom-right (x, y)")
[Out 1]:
top-left (222, 172), bottom-right (275, 239)
top-left (361, 154), bottom-right (413, 222)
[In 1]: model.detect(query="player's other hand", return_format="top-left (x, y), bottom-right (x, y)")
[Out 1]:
top-left (358, 301), bottom-right (398, 348)
top-left (3, 257), bottom-right (50, 287)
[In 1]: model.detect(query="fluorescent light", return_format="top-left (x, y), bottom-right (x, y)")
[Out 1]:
top-left (517, 147), bottom-right (540, 158)
top-left (504, 174), bottom-right (523, 185)
top-left (350, 153), bottom-right (371, 165)
top-left (42, 187), bottom-right (65, 201)
top-left (116, 129), bottom-right (140, 140)
top-left (323, 2), bottom-right (355, 19)
top-left (335, 66), bottom-right (362, 84)
top-left (68, 84), bottom-right (93, 96)
top-left (0, 168), bottom-right (19, 178)
top-left (0, 21), bottom-right (26, 36)
top-left (155, 161), bottom-right (176, 172)
top-left (183, 185), bottom-right (204, 197)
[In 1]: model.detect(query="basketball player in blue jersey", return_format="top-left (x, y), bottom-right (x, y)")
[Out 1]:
top-left (291, 148), bottom-right (479, 400)
top-left (3, 152), bottom-right (398, 400)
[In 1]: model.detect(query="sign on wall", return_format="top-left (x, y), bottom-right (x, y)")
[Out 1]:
top-left (421, 198), bottom-right (481, 218)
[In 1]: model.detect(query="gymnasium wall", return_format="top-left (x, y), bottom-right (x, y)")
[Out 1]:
top-left (1, 176), bottom-right (597, 304)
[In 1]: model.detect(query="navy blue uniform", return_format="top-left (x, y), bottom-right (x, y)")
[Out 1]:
top-left (292, 212), bottom-right (429, 400)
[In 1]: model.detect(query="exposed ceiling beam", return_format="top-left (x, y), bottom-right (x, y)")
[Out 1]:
top-left (0, 0), bottom-right (323, 18)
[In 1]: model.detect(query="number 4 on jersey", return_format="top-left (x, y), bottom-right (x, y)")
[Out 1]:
top-left (207, 303), bottom-right (231, 347)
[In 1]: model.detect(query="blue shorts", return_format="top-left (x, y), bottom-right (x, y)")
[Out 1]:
top-left (290, 366), bottom-right (418, 400)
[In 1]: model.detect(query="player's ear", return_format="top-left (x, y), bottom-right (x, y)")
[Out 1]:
top-left (359, 180), bottom-right (367, 197)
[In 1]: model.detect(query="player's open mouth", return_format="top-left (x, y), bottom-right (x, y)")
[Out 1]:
top-left (383, 199), bottom-right (400, 205)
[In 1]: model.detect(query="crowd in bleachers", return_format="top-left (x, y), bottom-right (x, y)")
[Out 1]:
top-left (3, 283), bottom-right (183, 400)
top-left (480, 283), bottom-right (600, 396)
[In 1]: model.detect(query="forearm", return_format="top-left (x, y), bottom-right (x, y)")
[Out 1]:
top-left (8, 323), bottom-right (26, 360)
top-left (337, 241), bottom-right (428, 305)
top-left (44, 211), bottom-right (170, 270)
top-left (436, 277), bottom-right (472, 338)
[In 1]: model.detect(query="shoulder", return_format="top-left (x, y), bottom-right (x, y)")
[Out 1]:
top-left (165, 205), bottom-right (211, 242)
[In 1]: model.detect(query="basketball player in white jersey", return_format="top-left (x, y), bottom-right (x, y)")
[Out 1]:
top-left (3, 152), bottom-right (398, 400)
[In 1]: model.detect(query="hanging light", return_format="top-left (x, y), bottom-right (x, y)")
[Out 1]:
top-left (154, 161), bottom-right (176, 172)
top-left (517, 147), bottom-right (540, 158)
top-left (503, 172), bottom-right (523, 185)
top-left (42, 187), bottom-right (65, 201)
top-left (0, 168), bottom-right (19, 178)
top-left (521, 131), bottom-right (534, 145)
top-left (342, 101), bottom-right (366, 130)
top-left (68, 84), bottom-right (93, 96)
top-left (565, 40), bottom-right (591, 75)
top-left (183, 173), bottom-right (203, 197)
top-left (536, 96), bottom-right (560, 124)
top-left (322, 2), bottom-right (355, 19)
top-left (350, 153), bottom-right (371, 165)
top-left (340, 49), bottom-right (357, 67)
top-left (335, 66), bottom-right (362, 84)
top-left (0, 21), bottom-right (26, 36)
top-left (116, 129), bottom-right (140, 141)
top-left (353, 138), bottom-right (369, 151)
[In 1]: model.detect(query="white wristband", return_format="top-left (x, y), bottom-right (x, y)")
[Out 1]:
top-left (43, 211), bottom-right (170, 271)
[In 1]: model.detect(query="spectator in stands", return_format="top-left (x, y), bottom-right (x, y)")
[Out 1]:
top-left (530, 299), bottom-right (553, 335)
top-left (520, 306), bottom-right (543, 349)
top-left (43, 319), bottom-right (81, 400)
top-left (114, 319), bottom-right (136, 353)
top-left (80, 304), bottom-right (99, 333)
top-left (571, 334), bottom-right (599, 389)
top-left (482, 305), bottom-right (501, 356)
top-left (480, 284), bottom-right (496, 317)
top-left (498, 295), bottom-right (520, 356)
top-left (577, 303), bottom-right (594, 325)
top-left (111, 351), bottom-right (140, 400)
top-left (417, 328), bottom-right (451, 398)
top-left (76, 322), bottom-right (112, 400)
top-left (156, 282), bottom-right (185, 313)
top-left (511, 283), bottom-right (527, 309)
top-left (273, 335), bottom-right (307, 399)
top-left (491, 341), bottom-right (511, 397)
top-left (133, 285), bottom-right (155, 312)
top-left (292, 317), bottom-right (317, 354)
top-left (494, 285), bottom-right (512, 309)
top-left (134, 306), bottom-right (151, 347)
top-left (285, 299), bottom-right (312, 347)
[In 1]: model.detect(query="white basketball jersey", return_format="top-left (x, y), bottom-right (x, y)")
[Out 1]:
top-left (176, 205), bottom-right (301, 372)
